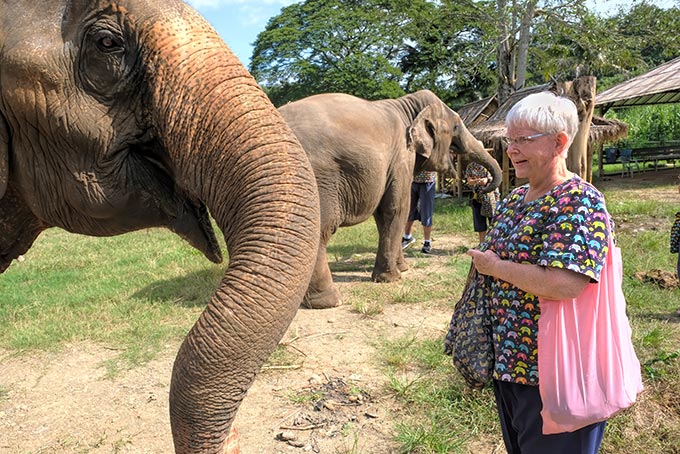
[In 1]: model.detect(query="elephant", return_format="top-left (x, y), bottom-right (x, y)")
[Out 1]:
top-left (0, 1), bottom-right (320, 453)
top-left (278, 90), bottom-right (502, 309)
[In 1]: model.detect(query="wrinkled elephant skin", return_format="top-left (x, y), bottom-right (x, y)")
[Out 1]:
top-left (279, 90), bottom-right (501, 309)
top-left (0, 1), bottom-right (320, 453)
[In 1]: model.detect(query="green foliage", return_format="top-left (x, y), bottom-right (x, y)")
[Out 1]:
top-left (250, 0), bottom-right (414, 104)
top-left (250, 0), bottom-right (678, 109)
top-left (605, 104), bottom-right (680, 147)
top-left (398, 0), bottom-right (498, 107)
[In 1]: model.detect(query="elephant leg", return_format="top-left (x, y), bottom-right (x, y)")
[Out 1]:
top-left (303, 241), bottom-right (342, 309)
top-left (396, 249), bottom-right (409, 273)
top-left (371, 184), bottom-right (408, 283)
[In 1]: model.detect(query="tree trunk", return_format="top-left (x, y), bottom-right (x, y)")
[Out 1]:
top-left (515, 0), bottom-right (537, 90)
top-left (560, 76), bottom-right (597, 179)
top-left (496, 0), bottom-right (514, 104)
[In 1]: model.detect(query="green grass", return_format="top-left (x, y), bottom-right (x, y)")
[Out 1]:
top-left (1, 176), bottom-right (679, 452)
top-left (0, 228), bottom-right (223, 369)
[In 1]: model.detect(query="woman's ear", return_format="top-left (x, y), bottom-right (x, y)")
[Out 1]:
top-left (0, 113), bottom-right (9, 200)
top-left (554, 131), bottom-right (570, 156)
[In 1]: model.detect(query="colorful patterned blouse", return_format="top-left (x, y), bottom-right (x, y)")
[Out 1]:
top-left (465, 162), bottom-right (490, 183)
top-left (482, 176), bottom-right (611, 386)
top-left (413, 170), bottom-right (437, 184)
top-left (671, 212), bottom-right (680, 254)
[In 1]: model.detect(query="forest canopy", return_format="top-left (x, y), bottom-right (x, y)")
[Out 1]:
top-left (249, 0), bottom-right (680, 109)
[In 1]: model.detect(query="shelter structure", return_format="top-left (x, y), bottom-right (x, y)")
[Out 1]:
top-left (596, 56), bottom-right (680, 113)
top-left (449, 78), bottom-right (627, 195)
top-left (594, 56), bottom-right (680, 177)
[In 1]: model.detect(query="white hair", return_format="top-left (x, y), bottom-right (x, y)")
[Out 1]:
top-left (506, 92), bottom-right (579, 150)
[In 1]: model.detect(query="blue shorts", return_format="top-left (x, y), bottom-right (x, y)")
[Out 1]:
top-left (408, 181), bottom-right (435, 227)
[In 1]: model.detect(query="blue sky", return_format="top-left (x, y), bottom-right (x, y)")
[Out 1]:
top-left (187, 0), bottom-right (301, 66)
top-left (187, 0), bottom-right (673, 68)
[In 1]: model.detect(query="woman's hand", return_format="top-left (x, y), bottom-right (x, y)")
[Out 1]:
top-left (467, 249), bottom-right (500, 276)
top-left (467, 177), bottom-right (489, 187)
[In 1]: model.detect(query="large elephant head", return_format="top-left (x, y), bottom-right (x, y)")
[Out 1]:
top-left (406, 90), bottom-right (502, 193)
top-left (0, 1), bottom-right (320, 452)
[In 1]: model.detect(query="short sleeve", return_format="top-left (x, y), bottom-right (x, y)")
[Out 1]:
top-left (536, 181), bottom-right (610, 281)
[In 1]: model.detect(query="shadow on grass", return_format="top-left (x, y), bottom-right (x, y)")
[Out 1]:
top-left (326, 243), bottom-right (377, 260)
top-left (595, 167), bottom-right (679, 191)
top-left (331, 271), bottom-right (371, 283)
top-left (634, 311), bottom-right (680, 324)
top-left (131, 268), bottom-right (222, 308)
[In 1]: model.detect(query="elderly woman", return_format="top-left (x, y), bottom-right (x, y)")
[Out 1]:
top-left (468, 92), bottom-right (612, 453)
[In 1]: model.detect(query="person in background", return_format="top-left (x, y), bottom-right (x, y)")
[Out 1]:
top-left (466, 91), bottom-right (615, 453)
top-left (465, 161), bottom-right (500, 243)
top-left (402, 170), bottom-right (437, 254)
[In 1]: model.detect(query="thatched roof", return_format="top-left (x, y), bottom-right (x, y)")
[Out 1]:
top-left (469, 84), bottom-right (551, 143)
top-left (596, 56), bottom-right (680, 112)
top-left (457, 95), bottom-right (498, 127)
top-left (466, 83), bottom-right (628, 145)
top-left (589, 116), bottom-right (628, 144)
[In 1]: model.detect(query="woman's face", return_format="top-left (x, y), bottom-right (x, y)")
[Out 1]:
top-left (505, 125), bottom-right (559, 181)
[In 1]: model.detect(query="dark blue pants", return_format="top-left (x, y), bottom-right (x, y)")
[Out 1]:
top-left (493, 380), bottom-right (606, 454)
top-left (470, 199), bottom-right (490, 232)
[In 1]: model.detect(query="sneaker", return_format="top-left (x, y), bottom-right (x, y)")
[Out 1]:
top-left (402, 236), bottom-right (416, 249)
top-left (421, 242), bottom-right (431, 254)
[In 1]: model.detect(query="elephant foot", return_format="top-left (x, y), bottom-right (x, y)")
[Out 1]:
top-left (371, 269), bottom-right (401, 283)
top-left (223, 426), bottom-right (239, 454)
top-left (397, 260), bottom-right (409, 272)
top-left (303, 285), bottom-right (342, 309)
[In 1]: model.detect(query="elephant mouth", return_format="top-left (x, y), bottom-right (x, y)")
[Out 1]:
top-left (127, 141), bottom-right (223, 264)
top-left (170, 192), bottom-right (223, 264)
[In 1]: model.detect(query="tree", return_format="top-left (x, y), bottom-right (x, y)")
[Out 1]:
top-left (493, 0), bottom-right (599, 103)
top-left (250, 0), bottom-right (678, 110)
top-left (398, 0), bottom-right (497, 107)
top-left (249, 0), bottom-right (413, 105)
top-left (250, 0), bottom-right (501, 107)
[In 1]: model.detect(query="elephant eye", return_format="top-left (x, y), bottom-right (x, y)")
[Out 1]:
top-left (94, 29), bottom-right (124, 53)
top-left (79, 24), bottom-right (130, 100)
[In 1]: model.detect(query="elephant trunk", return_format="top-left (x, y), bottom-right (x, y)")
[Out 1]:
top-left (462, 132), bottom-right (502, 194)
top-left (143, 9), bottom-right (319, 453)
top-left (473, 145), bottom-right (503, 194)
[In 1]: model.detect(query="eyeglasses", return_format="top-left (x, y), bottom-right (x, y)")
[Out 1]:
top-left (502, 133), bottom-right (551, 146)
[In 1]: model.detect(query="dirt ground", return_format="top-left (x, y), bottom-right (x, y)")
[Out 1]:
top-left (1, 168), bottom-right (678, 454)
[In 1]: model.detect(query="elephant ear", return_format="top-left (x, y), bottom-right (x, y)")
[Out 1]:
top-left (62, 0), bottom-right (90, 30)
top-left (0, 112), bottom-right (9, 200)
top-left (407, 104), bottom-right (436, 159)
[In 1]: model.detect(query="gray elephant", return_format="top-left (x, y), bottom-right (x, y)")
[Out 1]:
top-left (0, 1), bottom-right (320, 453)
top-left (279, 90), bottom-right (502, 309)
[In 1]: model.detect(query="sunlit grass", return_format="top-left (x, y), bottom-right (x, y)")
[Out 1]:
top-left (0, 228), bottom-right (222, 369)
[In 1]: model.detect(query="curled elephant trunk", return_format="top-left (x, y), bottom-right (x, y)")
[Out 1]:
top-left (455, 126), bottom-right (502, 194)
top-left (472, 144), bottom-right (502, 194)
top-left (143, 7), bottom-right (320, 453)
